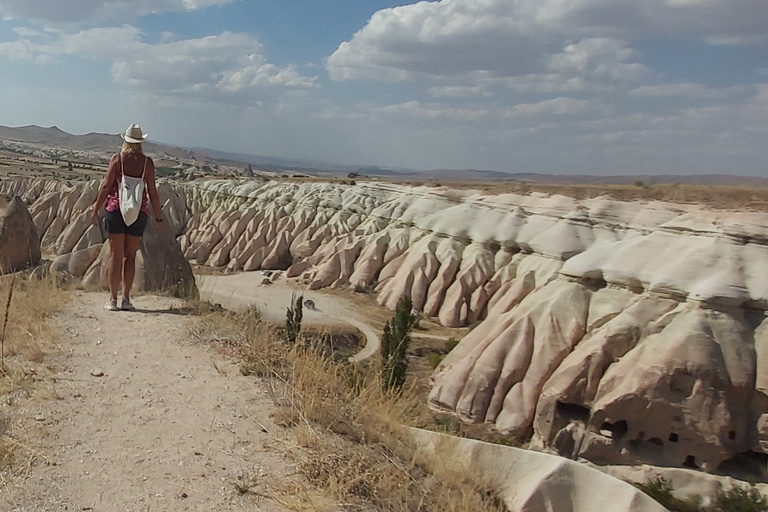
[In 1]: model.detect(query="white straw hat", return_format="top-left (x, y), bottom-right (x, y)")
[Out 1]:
top-left (120, 123), bottom-right (148, 143)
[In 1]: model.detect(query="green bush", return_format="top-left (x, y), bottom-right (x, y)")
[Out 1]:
top-left (635, 478), bottom-right (701, 512)
top-left (714, 485), bottom-right (768, 512)
top-left (284, 293), bottom-right (303, 344)
top-left (446, 337), bottom-right (460, 352)
top-left (427, 352), bottom-right (443, 369)
top-left (381, 295), bottom-right (416, 392)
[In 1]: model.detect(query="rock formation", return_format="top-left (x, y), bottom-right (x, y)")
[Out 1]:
top-left (0, 196), bottom-right (41, 272)
top-left (0, 179), bottom-right (196, 297)
top-left (3, 176), bottom-right (768, 478)
top-left (82, 218), bottom-right (197, 298)
top-left (410, 428), bottom-right (667, 512)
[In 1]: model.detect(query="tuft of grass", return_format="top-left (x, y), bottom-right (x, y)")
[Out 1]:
top-left (0, 272), bottom-right (69, 471)
top-left (1, 274), bottom-right (15, 369)
top-left (635, 477), bottom-right (768, 512)
top-left (191, 305), bottom-right (506, 512)
top-left (714, 485), bottom-right (768, 512)
top-left (635, 477), bottom-right (703, 512)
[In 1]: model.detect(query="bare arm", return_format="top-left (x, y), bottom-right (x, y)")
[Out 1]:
top-left (91, 154), bottom-right (119, 223)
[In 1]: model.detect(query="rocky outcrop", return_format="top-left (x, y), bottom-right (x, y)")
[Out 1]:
top-left (410, 428), bottom-right (666, 512)
top-left (81, 218), bottom-right (197, 298)
top-left (7, 176), bottom-right (768, 478)
top-left (0, 196), bottom-right (41, 272)
top-left (4, 179), bottom-right (196, 297)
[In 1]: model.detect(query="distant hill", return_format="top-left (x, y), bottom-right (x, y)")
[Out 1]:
top-left (1, 125), bottom-right (766, 186)
top-left (499, 173), bottom-right (768, 187)
top-left (0, 125), bottom-right (231, 165)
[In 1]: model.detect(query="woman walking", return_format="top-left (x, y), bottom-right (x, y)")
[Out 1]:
top-left (91, 124), bottom-right (163, 311)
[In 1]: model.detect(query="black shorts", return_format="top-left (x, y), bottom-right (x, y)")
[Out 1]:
top-left (104, 210), bottom-right (148, 237)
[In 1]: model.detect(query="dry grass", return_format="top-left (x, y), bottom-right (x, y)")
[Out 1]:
top-left (0, 273), bottom-right (69, 471)
top-left (191, 305), bottom-right (506, 512)
top-left (423, 181), bottom-right (768, 212)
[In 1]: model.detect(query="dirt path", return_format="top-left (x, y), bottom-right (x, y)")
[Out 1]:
top-left (0, 292), bottom-right (294, 512)
top-left (197, 273), bottom-right (381, 363)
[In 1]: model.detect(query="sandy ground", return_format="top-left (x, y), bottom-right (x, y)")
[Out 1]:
top-left (197, 273), bottom-right (381, 362)
top-left (0, 292), bottom-right (294, 512)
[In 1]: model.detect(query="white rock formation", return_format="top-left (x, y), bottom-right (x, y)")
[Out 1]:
top-left (4, 176), bottom-right (768, 478)
top-left (410, 428), bottom-right (666, 512)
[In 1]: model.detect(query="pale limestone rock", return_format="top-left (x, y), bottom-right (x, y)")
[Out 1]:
top-left (51, 245), bottom-right (102, 277)
top-left (349, 232), bottom-right (390, 289)
top-left (589, 307), bottom-right (755, 471)
top-left (309, 253), bottom-right (341, 290)
top-left (0, 196), bottom-right (41, 272)
top-left (82, 219), bottom-right (196, 297)
top-left (438, 243), bottom-right (495, 327)
top-left (243, 247), bottom-right (267, 272)
top-left (410, 428), bottom-right (667, 512)
top-left (55, 210), bottom-right (92, 255)
top-left (73, 223), bottom-right (104, 252)
top-left (14, 177), bottom-right (768, 477)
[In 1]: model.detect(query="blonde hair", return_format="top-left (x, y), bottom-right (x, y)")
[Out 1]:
top-left (122, 141), bottom-right (143, 153)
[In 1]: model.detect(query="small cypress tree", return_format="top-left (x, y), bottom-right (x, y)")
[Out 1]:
top-left (381, 295), bottom-right (416, 392)
top-left (285, 293), bottom-right (303, 344)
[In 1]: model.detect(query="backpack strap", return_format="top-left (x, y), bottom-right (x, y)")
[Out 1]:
top-left (142, 156), bottom-right (148, 181)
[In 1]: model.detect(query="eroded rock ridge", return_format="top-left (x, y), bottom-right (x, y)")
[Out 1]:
top-left (5, 177), bottom-right (768, 477)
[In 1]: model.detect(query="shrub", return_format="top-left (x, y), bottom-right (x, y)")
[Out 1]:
top-left (446, 337), bottom-right (460, 352)
top-left (427, 352), bottom-right (443, 369)
top-left (381, 295), bottom-right (416, 392)
top-left (635, 478), bottom-right (701, 512)
top-left (714, 485), bottom-right (768, 512)
top-left (284, 293), bottom-right (303, 344)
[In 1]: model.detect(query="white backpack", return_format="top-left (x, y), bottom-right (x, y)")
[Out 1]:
top-left (118, 153), bottom-right (147, 226)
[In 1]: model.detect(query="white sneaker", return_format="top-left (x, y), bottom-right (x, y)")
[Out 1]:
top-left (105, 299), bottom-right (119, 311)
top-left (120, 298), bottom-right (135, 311)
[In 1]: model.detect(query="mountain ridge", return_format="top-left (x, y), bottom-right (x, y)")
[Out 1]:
top-left (1, 125), bottom-right (765, 186)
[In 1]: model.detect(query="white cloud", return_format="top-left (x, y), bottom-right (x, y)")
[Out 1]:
top-left (428, 84), bottom-right (491, 98)
top-left (628, 83), bottom-right (744, 99)
top-left (0, 27), bottom-right (316, 98)
top-left (548, 38), bottom-right (649, 82)
top-left (503, 97), bottom-right (591, 117)
top-left (369, 101), bottom-right (489, 122)
top-left (327, 0), bottom-right (765, 86)
top-left (0, 0), bottom-right (235, 23)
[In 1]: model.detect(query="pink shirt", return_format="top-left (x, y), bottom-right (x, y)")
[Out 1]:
top-left (105, 153), bottom-right (150, 214)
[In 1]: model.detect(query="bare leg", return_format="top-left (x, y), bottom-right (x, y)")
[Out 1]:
top-left (122, 235), bottom-right (142, 300)
top-left (108, 234), bottom-right (126, 300)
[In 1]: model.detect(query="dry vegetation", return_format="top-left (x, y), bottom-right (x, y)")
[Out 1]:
top-left (414, 181), bottom-right (768, 212)
top-left (190, 305), bottom-right (506, 512)
top-left (0, 149), bottom-right (104, 182)
top-left (0, 274), bottom-right (69, 472)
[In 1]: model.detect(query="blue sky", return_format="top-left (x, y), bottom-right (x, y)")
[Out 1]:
top-left (0, 0), bottom-right (766, 176)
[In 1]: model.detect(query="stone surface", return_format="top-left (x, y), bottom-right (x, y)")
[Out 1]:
top-left (0, 196), bottom-right (41, 272)
top-left (82, 219), bottom-right (197, 298)
top-left (410, 428), bottom-right (667, 512)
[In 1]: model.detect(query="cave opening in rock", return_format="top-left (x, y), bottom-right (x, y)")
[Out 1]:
top-left (683, 455), bottom-right (698, 469)
top-left (555, 402), bottom-right (590, 423)
top-left (668, 433), bottom-right (679, 443)
top-left (715, 451), bottom-right (768, 481)
top-left (728, 430), bottom-right (736, 440)
top-left (600, 420), bottom-right (628, 440)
